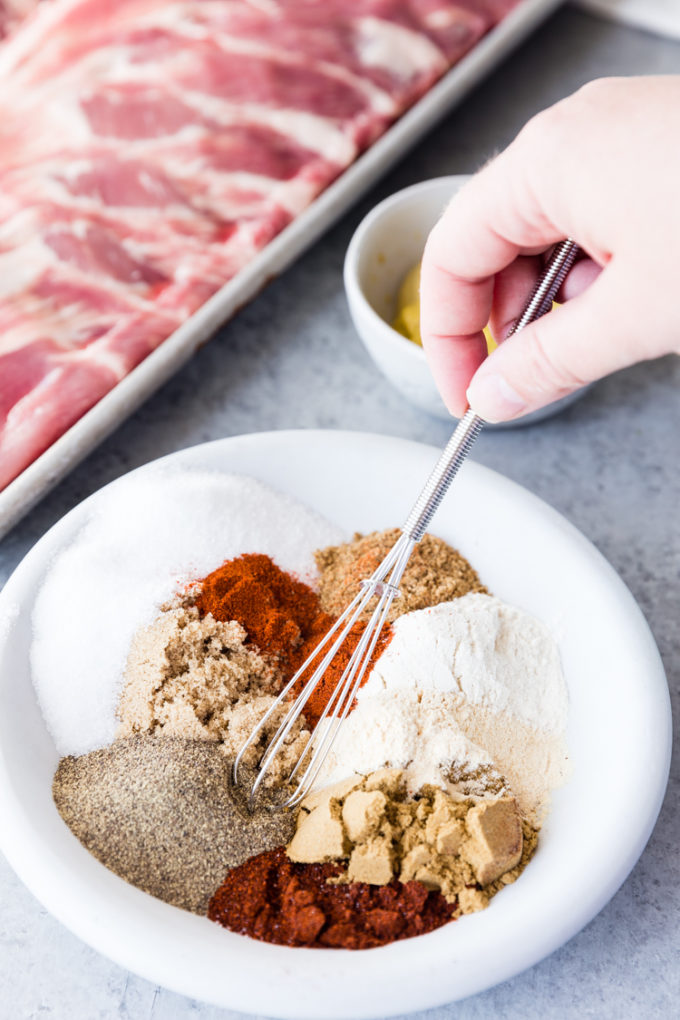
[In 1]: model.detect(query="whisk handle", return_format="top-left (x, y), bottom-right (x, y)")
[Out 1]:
top-left (401, 239), bottom-right (580, 543)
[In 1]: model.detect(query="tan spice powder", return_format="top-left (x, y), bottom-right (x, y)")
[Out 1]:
top-left (286, 768), bottom-right (537, 916)
top-left (117, 605), bottom-right (309, 784)
top-left (315, 529), bottom-right (487, 623)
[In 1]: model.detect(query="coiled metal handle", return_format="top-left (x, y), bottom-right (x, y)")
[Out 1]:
top-left (402, 239), bottom-right (580, 542)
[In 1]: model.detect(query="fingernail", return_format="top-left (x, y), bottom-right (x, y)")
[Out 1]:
top-left (466, 373), bottom-right (527, 423)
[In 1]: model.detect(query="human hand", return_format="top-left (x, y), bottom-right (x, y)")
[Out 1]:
top-left (419, 76), bottom-right (680, 421)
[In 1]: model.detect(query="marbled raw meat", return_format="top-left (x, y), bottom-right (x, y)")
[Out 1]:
top-left (0, 0), bottom-right (40, 40)
top-left (0, 0), bottom-right (517, 491)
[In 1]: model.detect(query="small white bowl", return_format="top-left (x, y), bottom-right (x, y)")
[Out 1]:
top-left (344, 176), bottom-right (588, 426)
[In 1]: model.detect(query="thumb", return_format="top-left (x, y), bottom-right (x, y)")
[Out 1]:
top-left (466, 265), bottom-right (636, 422)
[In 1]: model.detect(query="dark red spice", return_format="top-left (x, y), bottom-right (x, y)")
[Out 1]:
top-left (208, 847), bottom-right (456, 949)
top-left (194, 554), bottom-right (390, 727)
top-left (195, 553), bottom-right (320, 662)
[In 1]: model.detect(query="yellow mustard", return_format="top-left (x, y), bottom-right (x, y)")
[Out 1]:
top-left (392, 261), bottom-right (497, 352)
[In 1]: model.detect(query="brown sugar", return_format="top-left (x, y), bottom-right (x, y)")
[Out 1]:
top-left (117, 605), bottom-right (308, 784)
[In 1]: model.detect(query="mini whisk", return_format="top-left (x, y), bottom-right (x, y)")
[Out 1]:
top-left (234, 239), bottom-right (580, 809)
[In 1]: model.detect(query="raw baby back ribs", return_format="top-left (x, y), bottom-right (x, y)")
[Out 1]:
top-left (0, 0), bottom-right (513, 490)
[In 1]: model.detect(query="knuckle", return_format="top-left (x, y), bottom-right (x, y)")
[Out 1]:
top-left (516, 107), bottom-right (556, 149)
top-left (574, 76), bottom-right (617, 103)
top-left (568, 78), bottom-right (622, 127)
top-left (513, 106), bottom-right (571, 189)
top-left (518, 77), bottom-right (619, 151)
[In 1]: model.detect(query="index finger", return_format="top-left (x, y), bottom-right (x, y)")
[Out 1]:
top-left (419, 146), bottom-right (564, 416)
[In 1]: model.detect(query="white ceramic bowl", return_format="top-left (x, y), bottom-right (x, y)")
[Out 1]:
top-left (344, 176), bottom-right (588, 425)
top-left (0, 431), bottom-right (671, 1018)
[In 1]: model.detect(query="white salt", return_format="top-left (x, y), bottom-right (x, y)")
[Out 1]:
top-left (31, 467), bottom-right (345, 756)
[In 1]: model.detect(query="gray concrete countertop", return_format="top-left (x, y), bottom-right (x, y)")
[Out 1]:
top-left (1, 5), bottom-right (678, 1019)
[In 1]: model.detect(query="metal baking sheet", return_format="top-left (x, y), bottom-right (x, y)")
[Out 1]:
top-left (0, 0), bottom-right (563, 540)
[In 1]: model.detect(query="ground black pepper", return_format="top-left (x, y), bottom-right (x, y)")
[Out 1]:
top-left (53, 736), bottom-right (296, 914)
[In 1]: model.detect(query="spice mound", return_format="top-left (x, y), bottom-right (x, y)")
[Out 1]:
top-left (31, 472), bottom-right (345, 758)
top-left (53, 737), bottom-right (296, 915)
top-left (316, 528), bottom-right (487, 623)
top-left (40, 484), bottom-right (569, 952)
top-left (318, 594), bottom-right (571, 823)
top-left (192, 552), bottom-right (390, 728)
top-left (117, 605), bottom-right (308, 783)
top-left (286, 769), bottom-right (535, 915)
top-left (208, 847), bottom-right (456, 949)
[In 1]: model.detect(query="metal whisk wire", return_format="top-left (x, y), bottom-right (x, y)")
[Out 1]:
top-left (234, 239), bottom-right (580, 810)
top-left (234, 530), bottom-right (415, 808)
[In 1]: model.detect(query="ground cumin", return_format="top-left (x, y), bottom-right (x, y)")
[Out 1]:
top-left (207, 847), bottom-right (455, 948)
top-left (194, 553), bottom-right (390, 727)
top-left (316, 529), bottom-right (487, 623)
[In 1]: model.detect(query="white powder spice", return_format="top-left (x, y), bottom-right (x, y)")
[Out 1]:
top-left (442, 696), bottom-right (570, 822)
top-left (315, 687), bottom-right (569, 821)
top-left (361, 594), bottom-right (569, 735)
top-left (315, 595), bottom-right (571, 821)
top-left (315, 690), bottom-right (497, 795)
top-left (31, 468), bottom-right (345, 756)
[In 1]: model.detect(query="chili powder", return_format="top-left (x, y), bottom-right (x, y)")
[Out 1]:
top-left (194, 554), bottom-right (390, 727)
top-left (208, 847), bottom-right (456, 948)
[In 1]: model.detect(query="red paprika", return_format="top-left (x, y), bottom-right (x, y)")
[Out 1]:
top-left (195, 554), bottom-right (390, 726)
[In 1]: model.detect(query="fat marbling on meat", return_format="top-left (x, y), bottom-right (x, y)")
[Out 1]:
top-left (0, 0), bottom-right (517, 491)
